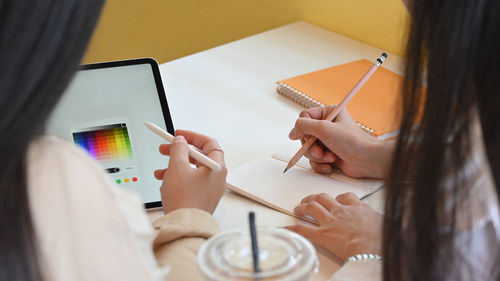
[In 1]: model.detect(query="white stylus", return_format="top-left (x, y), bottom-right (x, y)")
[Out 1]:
top-left (144, 122), bottom-right (222, 172)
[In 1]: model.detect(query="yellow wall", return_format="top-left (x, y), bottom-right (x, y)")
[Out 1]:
top-left (83, 0), bottom-right (409, 64)
top-left (298, 0), bottom-right (409, 57)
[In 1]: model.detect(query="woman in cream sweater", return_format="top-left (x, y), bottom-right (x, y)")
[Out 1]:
top-left (0, 0), bottom-right (227, 280)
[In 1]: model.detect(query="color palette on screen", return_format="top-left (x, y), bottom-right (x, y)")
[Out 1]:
top-left (73, 123), bottom-right (133, 162)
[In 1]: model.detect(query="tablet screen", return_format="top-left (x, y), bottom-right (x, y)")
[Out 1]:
top-left (46, 59), bottom-right (174, 208)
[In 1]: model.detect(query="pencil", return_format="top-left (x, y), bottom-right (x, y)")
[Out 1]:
top-left (284, 53), bottom-right (388, 173)
top-left (144, 122), bottom-right (222, 172)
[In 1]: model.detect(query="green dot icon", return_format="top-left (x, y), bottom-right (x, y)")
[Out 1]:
top-left (116, 179), bottom-right (122, 184)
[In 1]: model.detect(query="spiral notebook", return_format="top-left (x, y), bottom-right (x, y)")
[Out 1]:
top-left (277, 59), bottom-right (405, 138)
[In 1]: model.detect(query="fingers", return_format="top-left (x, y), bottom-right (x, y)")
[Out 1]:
top-left (305, 143), bottom-right (336, 163)
top-left (159, 144), bottom-right (170, 155)
top-left (308, 143), bottom-right (325, 159)
top-left (294, 201), bottom-right (330, 224)
top-left (160, 130), bottom-right (225, 167)
top-left (169, 136), bottom-right (190, 168)
top-left (298, 107), bottom-right (327, 120)
top-left (290, 118), bottom-right (334, 141)
top-left (290, 113), bottom-right (340, 165)
top-left (290, 107), bottom-right (356, 141)
top-left (159, 144), bottom-right (197, 164)
top-left (322, 151), bottom-right (336, 162)
top-left (309, 160), bottom-right (333, 174)
top-left (335, 192), bottom-right (361, 206)
top-left (175, 129), bottom-right (220, 151)
top-left (175, 129), bottom-right (224, 164)
top-left (300, 193), bottom-right (338, 211)
top-left (289, 120), bottom-right (306, 140)
top-left (154, 169), bottom-right (166, 180)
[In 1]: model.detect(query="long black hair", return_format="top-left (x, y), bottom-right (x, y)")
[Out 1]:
top-left (384, 0), bottom-right (500, 280)
top-left (0, 1), bottom-right (104, 280)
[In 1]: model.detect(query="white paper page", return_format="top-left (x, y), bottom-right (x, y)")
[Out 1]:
top-left (271, 147), bottom-right (383, 189)
top-left (228, 158), bottom-right (380, 213)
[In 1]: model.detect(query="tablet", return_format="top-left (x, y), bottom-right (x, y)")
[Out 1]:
top-left (46, 58), bottom-right (174, 208)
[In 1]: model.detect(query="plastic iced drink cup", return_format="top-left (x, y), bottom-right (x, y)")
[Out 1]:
top-left (197, 228), bottom-right (318, 281)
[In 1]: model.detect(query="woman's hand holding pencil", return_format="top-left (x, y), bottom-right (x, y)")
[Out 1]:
top-left (289, 106), bottom-right (393, 179)
top-left (284, 53), bottom-right (389, 173)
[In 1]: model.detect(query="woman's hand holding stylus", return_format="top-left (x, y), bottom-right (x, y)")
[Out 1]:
top-left (154, 130), bottom-right (227, 214)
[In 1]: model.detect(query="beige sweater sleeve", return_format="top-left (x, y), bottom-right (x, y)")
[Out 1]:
top-left (153, 208), bottom-right (220, 281)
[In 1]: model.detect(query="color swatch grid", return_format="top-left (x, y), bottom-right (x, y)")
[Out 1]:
top-left (73, 123), bottom-right (133, 162)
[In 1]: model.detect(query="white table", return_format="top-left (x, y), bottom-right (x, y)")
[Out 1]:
top-left (150, 21), bottom-right (403, 280)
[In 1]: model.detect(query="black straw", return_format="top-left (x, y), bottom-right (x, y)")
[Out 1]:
top-left (249, 212), bottom-right (260, 274)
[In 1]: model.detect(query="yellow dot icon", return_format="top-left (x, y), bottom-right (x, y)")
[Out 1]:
top-left (124, 178), bottom-right (130, 183)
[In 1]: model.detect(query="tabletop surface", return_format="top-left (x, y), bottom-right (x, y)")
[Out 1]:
top-left (150, 21), bottom-right (402, 280)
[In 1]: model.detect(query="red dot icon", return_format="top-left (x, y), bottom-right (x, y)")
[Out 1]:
top-left (132, 177), bottom-right (138, 182)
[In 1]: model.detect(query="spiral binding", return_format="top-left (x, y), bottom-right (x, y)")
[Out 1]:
top-left (276, 82), bottom-right (376, 135)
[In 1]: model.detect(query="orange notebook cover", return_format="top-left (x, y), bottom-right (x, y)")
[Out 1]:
top-left (277, 59), bottom-right (404, 137)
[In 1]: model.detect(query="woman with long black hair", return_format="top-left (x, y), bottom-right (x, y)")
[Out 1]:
top-left (288, 0), bottom-right (500, 280)
top-left (0, 1), bottom-right (228, 280)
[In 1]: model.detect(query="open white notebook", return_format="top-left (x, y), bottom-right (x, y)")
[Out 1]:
top-left (227, 149), bottom-right (383, 224)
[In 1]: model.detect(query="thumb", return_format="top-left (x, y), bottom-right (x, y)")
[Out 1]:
top-left (169, 136), bottom-right (190, 168)
top-left (291, 117), bottom-right (336, 141)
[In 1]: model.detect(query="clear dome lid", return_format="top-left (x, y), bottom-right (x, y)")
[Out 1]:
top-left (197, 228), bottom-right (318, 281)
